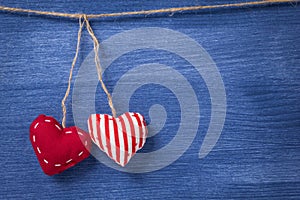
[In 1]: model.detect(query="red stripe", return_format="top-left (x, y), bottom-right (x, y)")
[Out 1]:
top-left (113, 118), bottom-right (120, 164)
top-left (88, 116), bottom-right (96, 144)
top-left (96, 114), bottom-right (104, 151)
top-left (133, 113), bottom-right (144, 148)
top-left (119, 115), bottom-right (128, 166)
top-left (125, 112), bottom-right (136, 155)
top-left (104, 115), bottom-right (113, 158)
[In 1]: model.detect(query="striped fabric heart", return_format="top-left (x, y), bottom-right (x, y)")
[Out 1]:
top-left (88, 112), bottom-right (148, 166)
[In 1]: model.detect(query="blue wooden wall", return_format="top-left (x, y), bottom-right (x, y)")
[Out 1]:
top-left (0, 1), bottom-right (299, 199)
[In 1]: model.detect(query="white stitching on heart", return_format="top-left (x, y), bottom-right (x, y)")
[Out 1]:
top-left (37, 147), bottom-right (41, 154)
top-left (34, 123), bottom-right (39, 129)
top-left (32, 120), bottom-right (87, 168)
top-left (65, 131), bottom-right (72, 134)
top-left (55, 124), bottom-right (61, 131)
top-left (45, 119), bottom-right (51, 122)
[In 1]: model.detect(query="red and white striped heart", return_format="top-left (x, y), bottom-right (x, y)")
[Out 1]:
top-left (88, 112), bottom-right (148, 166)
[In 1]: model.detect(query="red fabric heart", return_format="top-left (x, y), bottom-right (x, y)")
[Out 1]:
top-left (29, 115), bottom-right (91, 176)
top-left (88, 112), bottom-right (148, 166)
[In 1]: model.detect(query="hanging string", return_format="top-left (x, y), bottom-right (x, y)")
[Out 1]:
top-left (0, 0), bottom-right (297, 19)
top-left (61, 16), bottom-right (85, 128)
top-left (61, 15), bottom-right (116, 127)
top-left (83, 14), bottom-right (117, 118)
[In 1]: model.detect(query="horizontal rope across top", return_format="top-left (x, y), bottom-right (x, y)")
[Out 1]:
top-left (0, 0), bottom-right (298, 19)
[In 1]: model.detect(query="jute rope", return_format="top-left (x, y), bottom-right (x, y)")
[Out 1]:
top-left (61, 15), bottom-right (117, 128)
top-left (61, 17), bottom-right (85, 128)
top-left (0, 0), bottom-right (297, 19)
top-left (83, 15), bottom-right (117, 119)
top-left (0, 0), bottom-right (297, 127)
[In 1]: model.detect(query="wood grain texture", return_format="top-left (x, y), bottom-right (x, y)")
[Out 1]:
top-left (0, 1), bottom-right (299, 199)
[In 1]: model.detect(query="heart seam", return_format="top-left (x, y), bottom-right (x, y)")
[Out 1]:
top-left (31, 118), bottom-right (89, 168)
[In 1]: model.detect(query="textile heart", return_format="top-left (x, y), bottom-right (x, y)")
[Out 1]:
top-left (29, 115), bottom-right (91, 175)
top-left (88, 112), bottom-right (148, 166)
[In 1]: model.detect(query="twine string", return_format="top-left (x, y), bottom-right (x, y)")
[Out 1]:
top-left (83, 14), bottom-right (117, 118)
top-left (61, 15), bottom-right (116, 127)
top-left (0, 0), bottom-right (297, 19)
top-left (61, 16), bottom-right (85, 128)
